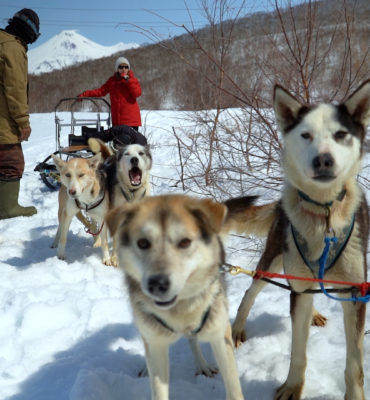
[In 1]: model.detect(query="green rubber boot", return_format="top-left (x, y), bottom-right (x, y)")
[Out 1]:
top-left (0, 180), bottom-right (37, 219)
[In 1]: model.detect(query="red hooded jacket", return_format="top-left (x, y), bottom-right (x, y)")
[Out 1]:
top-left (79, 70), bottom-right (142, 127)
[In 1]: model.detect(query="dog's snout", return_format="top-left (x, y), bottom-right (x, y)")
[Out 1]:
top-left (147, 274), bottom-right (170, 296)
top-left (69, 188), bottom-right (76, 196)
top-left (312, 153), bottom-right (334, 171)
top-left (131, 157), bottom-right (139, 166)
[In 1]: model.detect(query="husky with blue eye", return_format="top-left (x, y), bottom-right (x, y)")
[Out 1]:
top-left (226, 80), bottom-right (370, 400)
top-left (106, 194), bottom-right (246, 400)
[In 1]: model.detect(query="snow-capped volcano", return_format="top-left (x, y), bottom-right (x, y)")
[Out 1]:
top-left (28, 30), bottom-right (139, 75)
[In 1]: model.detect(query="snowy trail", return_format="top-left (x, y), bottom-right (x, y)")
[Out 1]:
top-left (0, 111), bottom-right (368, 400)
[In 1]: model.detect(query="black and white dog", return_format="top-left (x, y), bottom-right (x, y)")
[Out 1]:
top-left (226, 80), bottom-right (370, 399)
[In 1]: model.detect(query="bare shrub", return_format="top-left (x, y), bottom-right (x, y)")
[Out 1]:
top-left (147, 0), bottom-right (369, 201)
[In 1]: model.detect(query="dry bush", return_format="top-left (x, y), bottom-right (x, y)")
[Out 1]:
top-left (153, 0), bottom-right (369, 201)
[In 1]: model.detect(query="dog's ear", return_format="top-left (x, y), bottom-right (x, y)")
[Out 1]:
top-left (190, 198), bottom-right (227, 234)
top-left (51, 154), bottom-right (66, 172)
top-left (343, 79), bottom-right (370, 128)
top-left (273, 85), bottom-right (304, 134)
top-left (88, 152), bottom-right (102, 169)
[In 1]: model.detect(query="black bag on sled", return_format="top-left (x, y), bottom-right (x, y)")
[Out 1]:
top-left (108, 125), bottom-right (147, 147)
top-left (78, 125), bottom-right (147, 147)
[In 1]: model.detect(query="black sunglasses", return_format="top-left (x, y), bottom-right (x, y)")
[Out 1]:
top-left (118, 65), bottom-right (129, 70)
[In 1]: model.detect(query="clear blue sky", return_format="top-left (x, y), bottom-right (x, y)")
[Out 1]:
top-left (1, 1), bottom-right (303, 49)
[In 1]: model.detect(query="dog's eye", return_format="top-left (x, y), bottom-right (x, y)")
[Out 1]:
top-left (78, 173), bottom-right (85, 178)
top-left (178, 238), bottom-right (191, 249)
top-left (301, 132), bottom-right (311, 140)
top-left (334, 131), bottom-right (348, 140)
top-left (65, 173), bottom-right (71, 178)
top-left (139, 152), bottom-right (144, 156)
top-left (137, 238), bottom-right (151, 250)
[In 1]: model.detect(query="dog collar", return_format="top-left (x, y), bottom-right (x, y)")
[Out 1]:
top-left (297, 188), bottom-right (346, 207)
top-left (150, 306), bottom-right (211, 336)
top-left (120, 187), bottom-right (146, 202)
top-left (75, 185), bottom-right (106, 211)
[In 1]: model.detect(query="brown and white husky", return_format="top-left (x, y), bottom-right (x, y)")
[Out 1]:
top-left (225, 80), bottom-right (370, 399)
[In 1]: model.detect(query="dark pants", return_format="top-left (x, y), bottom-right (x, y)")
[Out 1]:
top-left (0, 143), bottom-right (24, 181)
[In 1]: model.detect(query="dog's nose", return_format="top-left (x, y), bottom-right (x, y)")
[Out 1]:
top-left (312, 153), bottom-right (334, 171)
top-left (69, 188), bottom-right (76, 196)
top-left (147, 274), bottom-right (170, 296)
top-left (131, 157), bottom-right (138, 167)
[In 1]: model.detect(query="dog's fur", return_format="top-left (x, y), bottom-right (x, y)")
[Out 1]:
top-left (106, 194), bottom-right (245, 400)
top-left (89, 138), bottom-right (152, 266)
top-left (227, 80), bottom-right (370, 399)
top-left (51, 153), bottom-right (111, 264)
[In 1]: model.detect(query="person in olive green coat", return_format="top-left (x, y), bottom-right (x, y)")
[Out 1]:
top-left (0, 9), bottom-right (40, 219)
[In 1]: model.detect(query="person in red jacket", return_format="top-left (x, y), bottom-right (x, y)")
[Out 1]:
top-left (78, 56), bottom-right (142, 130)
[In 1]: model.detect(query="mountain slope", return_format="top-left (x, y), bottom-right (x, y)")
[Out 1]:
top-left (28, 30), bottom-right (139, 75)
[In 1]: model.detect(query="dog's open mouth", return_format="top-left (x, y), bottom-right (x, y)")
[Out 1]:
top-left (129, 167), bottom-right (142, 186)
top-left (154, 296), bottom-right (177, 308)
top-left (313, 174), bottom-right (335, 182)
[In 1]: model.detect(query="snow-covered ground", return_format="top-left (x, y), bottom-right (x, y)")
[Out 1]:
top-left (0, 110), bottom-right (369, 400)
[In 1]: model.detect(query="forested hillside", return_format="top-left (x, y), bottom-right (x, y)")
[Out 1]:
top-left (29, 0), bottom-right (369, 112)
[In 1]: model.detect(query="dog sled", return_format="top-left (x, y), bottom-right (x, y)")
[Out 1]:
top-left (34, 97), bottom-right (111, 190)
top-left (34, 97), bottom-right (147, 190)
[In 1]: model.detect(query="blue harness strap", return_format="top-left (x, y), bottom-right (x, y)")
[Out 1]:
top-left (291, 215), bottom-right (355, 275)
top-left (318, 236), bottom-right (370, 303)
top-left (292, 189), bottom-right (369, 303)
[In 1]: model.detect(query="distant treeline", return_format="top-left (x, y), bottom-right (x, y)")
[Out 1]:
top-left (29, 0), bottom-right (370, 113)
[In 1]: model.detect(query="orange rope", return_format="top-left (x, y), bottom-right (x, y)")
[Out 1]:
top-left (227, 265), bottom-right (370, 297)
top-left (254, 270), bottom-right (370, 296)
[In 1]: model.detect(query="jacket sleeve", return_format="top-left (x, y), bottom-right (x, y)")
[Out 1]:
top-left (79, 78), bottom-right (111, 98)
top-left (3, 41), bottom-right (29, 129)
top-left (121, 70), bottom-right (142, 98)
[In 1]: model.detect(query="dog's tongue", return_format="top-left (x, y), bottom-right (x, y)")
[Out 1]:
top-left (131, 169), bottom-right (141, 185)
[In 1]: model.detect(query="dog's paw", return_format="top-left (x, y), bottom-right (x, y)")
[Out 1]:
top-left (102, 257), bottom-right (113, 266)
top-left (103, 256), bottom-right (118, 267)
top-left (232, 325), bottom-right (247, 348)
top-left (275, 383), bottom-right (303, 400)
top-left (110, 255), bottom-right (118, 267)
top-left (196, 365), bottom-right (219, 377)
top-left (311, 310), bottom-right (327, 327)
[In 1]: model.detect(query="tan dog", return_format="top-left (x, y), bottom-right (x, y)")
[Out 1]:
top-left (226, 80), bottom-right (370, 399)
top-left (51, 153), bottom-right (111, 265)
top-left (106, 194), bottom-right (245, 400)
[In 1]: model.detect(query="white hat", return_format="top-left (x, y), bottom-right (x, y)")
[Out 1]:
top-left (115, 56), bottom-right (130, 71)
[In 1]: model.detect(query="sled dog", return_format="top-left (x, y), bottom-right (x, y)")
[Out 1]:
top-left (106, 194), bottom-right (245, 400)
top-left (89, 138), bottom-right (152, 266)
top-left (51, 153), bottom-right (111, 264)
top-left (229, 80), bottom-right (370, 399)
